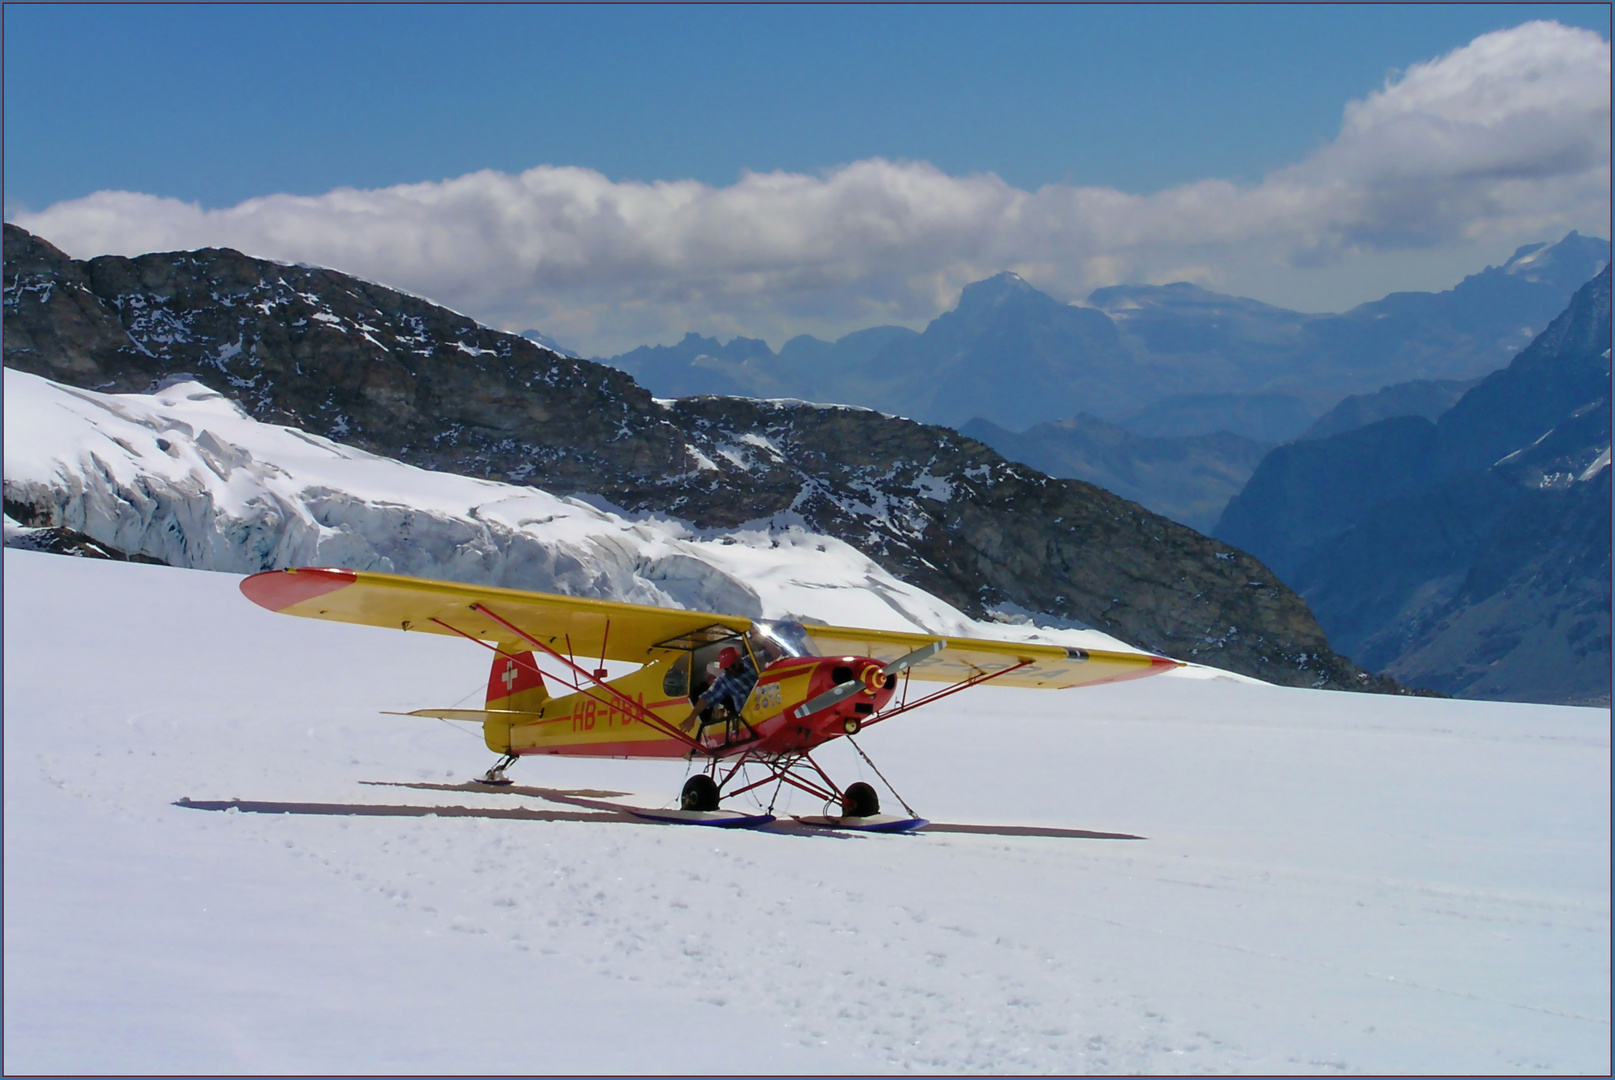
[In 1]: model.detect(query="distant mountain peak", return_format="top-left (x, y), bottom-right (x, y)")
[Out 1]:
top-left (956, 271), bottom-right (1048, 311)
top-left (1498, 230), bottom-right (1609, 285)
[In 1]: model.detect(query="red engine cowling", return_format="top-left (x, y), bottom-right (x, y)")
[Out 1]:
top-left (793, 656), bottom-right (897, 744)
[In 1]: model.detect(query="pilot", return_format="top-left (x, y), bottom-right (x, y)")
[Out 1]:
top-left (747, 628), bottom-right (786, 666)
top-left (679, 645), bottom-right (758, 737)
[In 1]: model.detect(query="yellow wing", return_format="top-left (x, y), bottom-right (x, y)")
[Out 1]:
top-left (799, 624), bottom-right (1177, 689)
top-left (241, 567), bottom-right (1179, 689)
top-left (239, 567), bottom-right (750, 661)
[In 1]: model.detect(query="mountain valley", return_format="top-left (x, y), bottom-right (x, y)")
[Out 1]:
top-left (1216, 269), bottom-right (1612, 704)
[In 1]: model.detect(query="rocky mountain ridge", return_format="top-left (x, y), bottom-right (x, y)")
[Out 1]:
top-left (4, 223), bottom-right (1383, 690)
top-left (1215, 268), bottom-right (1612, 704)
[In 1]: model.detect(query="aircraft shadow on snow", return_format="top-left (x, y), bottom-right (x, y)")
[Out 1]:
top-left (174, 781), bottom-right (1144, 841)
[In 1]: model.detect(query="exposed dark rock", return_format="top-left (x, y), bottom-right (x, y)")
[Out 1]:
top-left (5, 522), bottom-right (170, 565)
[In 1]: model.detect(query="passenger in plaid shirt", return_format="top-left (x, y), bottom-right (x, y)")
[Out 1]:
top-left (680, 646), bottom-right (758, 735)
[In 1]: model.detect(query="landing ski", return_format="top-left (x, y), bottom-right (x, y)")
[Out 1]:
top-left (623, 805), bottom-right (776, 829)
top-left (542, 789), bottom-right (775, 829)
top-left (792, 813), bottom-right (929, 833)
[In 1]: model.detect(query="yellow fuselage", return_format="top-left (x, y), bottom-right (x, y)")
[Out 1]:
top-left (487, 656), bottom-right (835, 759)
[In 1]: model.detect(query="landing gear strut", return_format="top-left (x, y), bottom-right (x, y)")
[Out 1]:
top-left (477, 753), bottom-right (518, 786)
top-left (701, 745), bottom-right (917, 819)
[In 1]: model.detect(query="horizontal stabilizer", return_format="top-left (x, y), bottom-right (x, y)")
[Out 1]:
top-left (386, 708), bottom-right (559, 725)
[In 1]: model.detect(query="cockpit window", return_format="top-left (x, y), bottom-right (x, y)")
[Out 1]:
top-left (662, 653), bottom-right (690, 696)
top-left (748, 619), bottom-right (811, 660)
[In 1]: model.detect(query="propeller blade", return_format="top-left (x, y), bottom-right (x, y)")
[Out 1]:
top-left (791, 642), bottom-right (946, 720)
top-left (882, 640), bottom-right (945, 676)
top-left (792, 679), bottom-right (863, 720)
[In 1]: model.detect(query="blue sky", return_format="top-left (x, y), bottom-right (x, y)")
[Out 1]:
top-left (6, 4), bottom-right (1609, 208)
top-left (5, 6), bottom-right (1610, 354)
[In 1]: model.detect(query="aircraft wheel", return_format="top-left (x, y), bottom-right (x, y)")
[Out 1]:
top-left (680, 774), bottom-right (720, 812)
top-left (841, 781), bottom-right (880, 818)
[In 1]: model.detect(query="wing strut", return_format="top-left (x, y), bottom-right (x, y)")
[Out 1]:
top-left (844, 734), bottom-right (919, 818)
top-left (427, 605), bottom-right (708, 754)
top-left (864, 658), bottom-right (1034, 728)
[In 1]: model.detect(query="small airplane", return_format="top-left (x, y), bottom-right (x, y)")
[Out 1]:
top-left (242, 567), bottom-right (1181, 831)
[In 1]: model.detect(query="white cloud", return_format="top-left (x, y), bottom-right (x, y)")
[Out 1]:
top-left (10, 21), bottom-right (1609, 355)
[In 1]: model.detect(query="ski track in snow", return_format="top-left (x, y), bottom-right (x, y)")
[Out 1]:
top-left (5, 551), bottom-right (1609, 1074)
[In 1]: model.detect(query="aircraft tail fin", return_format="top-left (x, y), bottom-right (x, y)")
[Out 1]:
top-left (487, 652), bottom-right (549, 712)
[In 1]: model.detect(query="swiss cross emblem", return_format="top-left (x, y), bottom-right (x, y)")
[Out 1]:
top-left (501, 661), bottom-right (519, 692)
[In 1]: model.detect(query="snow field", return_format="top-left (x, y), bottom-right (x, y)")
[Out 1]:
top-left (5, 551), bottom-right (1608, 1073)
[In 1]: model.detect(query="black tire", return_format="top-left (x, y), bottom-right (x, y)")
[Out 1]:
top-left (841, 781), bottom-right (880, 818)
top-left (680, 774), bottom-right (720, 812)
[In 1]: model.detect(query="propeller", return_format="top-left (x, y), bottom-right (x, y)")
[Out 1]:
top-left (791, 640), bottom-right (946, 720)
top-left (882, 639), bottom-right (945, 675)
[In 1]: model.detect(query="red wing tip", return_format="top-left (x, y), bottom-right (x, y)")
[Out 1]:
top-left (240, 567), bottom-right (358, 611)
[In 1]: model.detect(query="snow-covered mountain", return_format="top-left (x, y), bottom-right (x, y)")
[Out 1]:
top-left (0, 368), bottom-right (1138, 654)
top-left (2, 223), bottom-right (1372, 689)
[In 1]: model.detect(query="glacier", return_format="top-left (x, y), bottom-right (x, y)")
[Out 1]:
top-left (1, 367), bottom-right (1138, 653)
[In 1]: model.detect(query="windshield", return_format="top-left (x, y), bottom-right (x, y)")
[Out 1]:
top-left (748, 619), bottom-right (811, 660)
